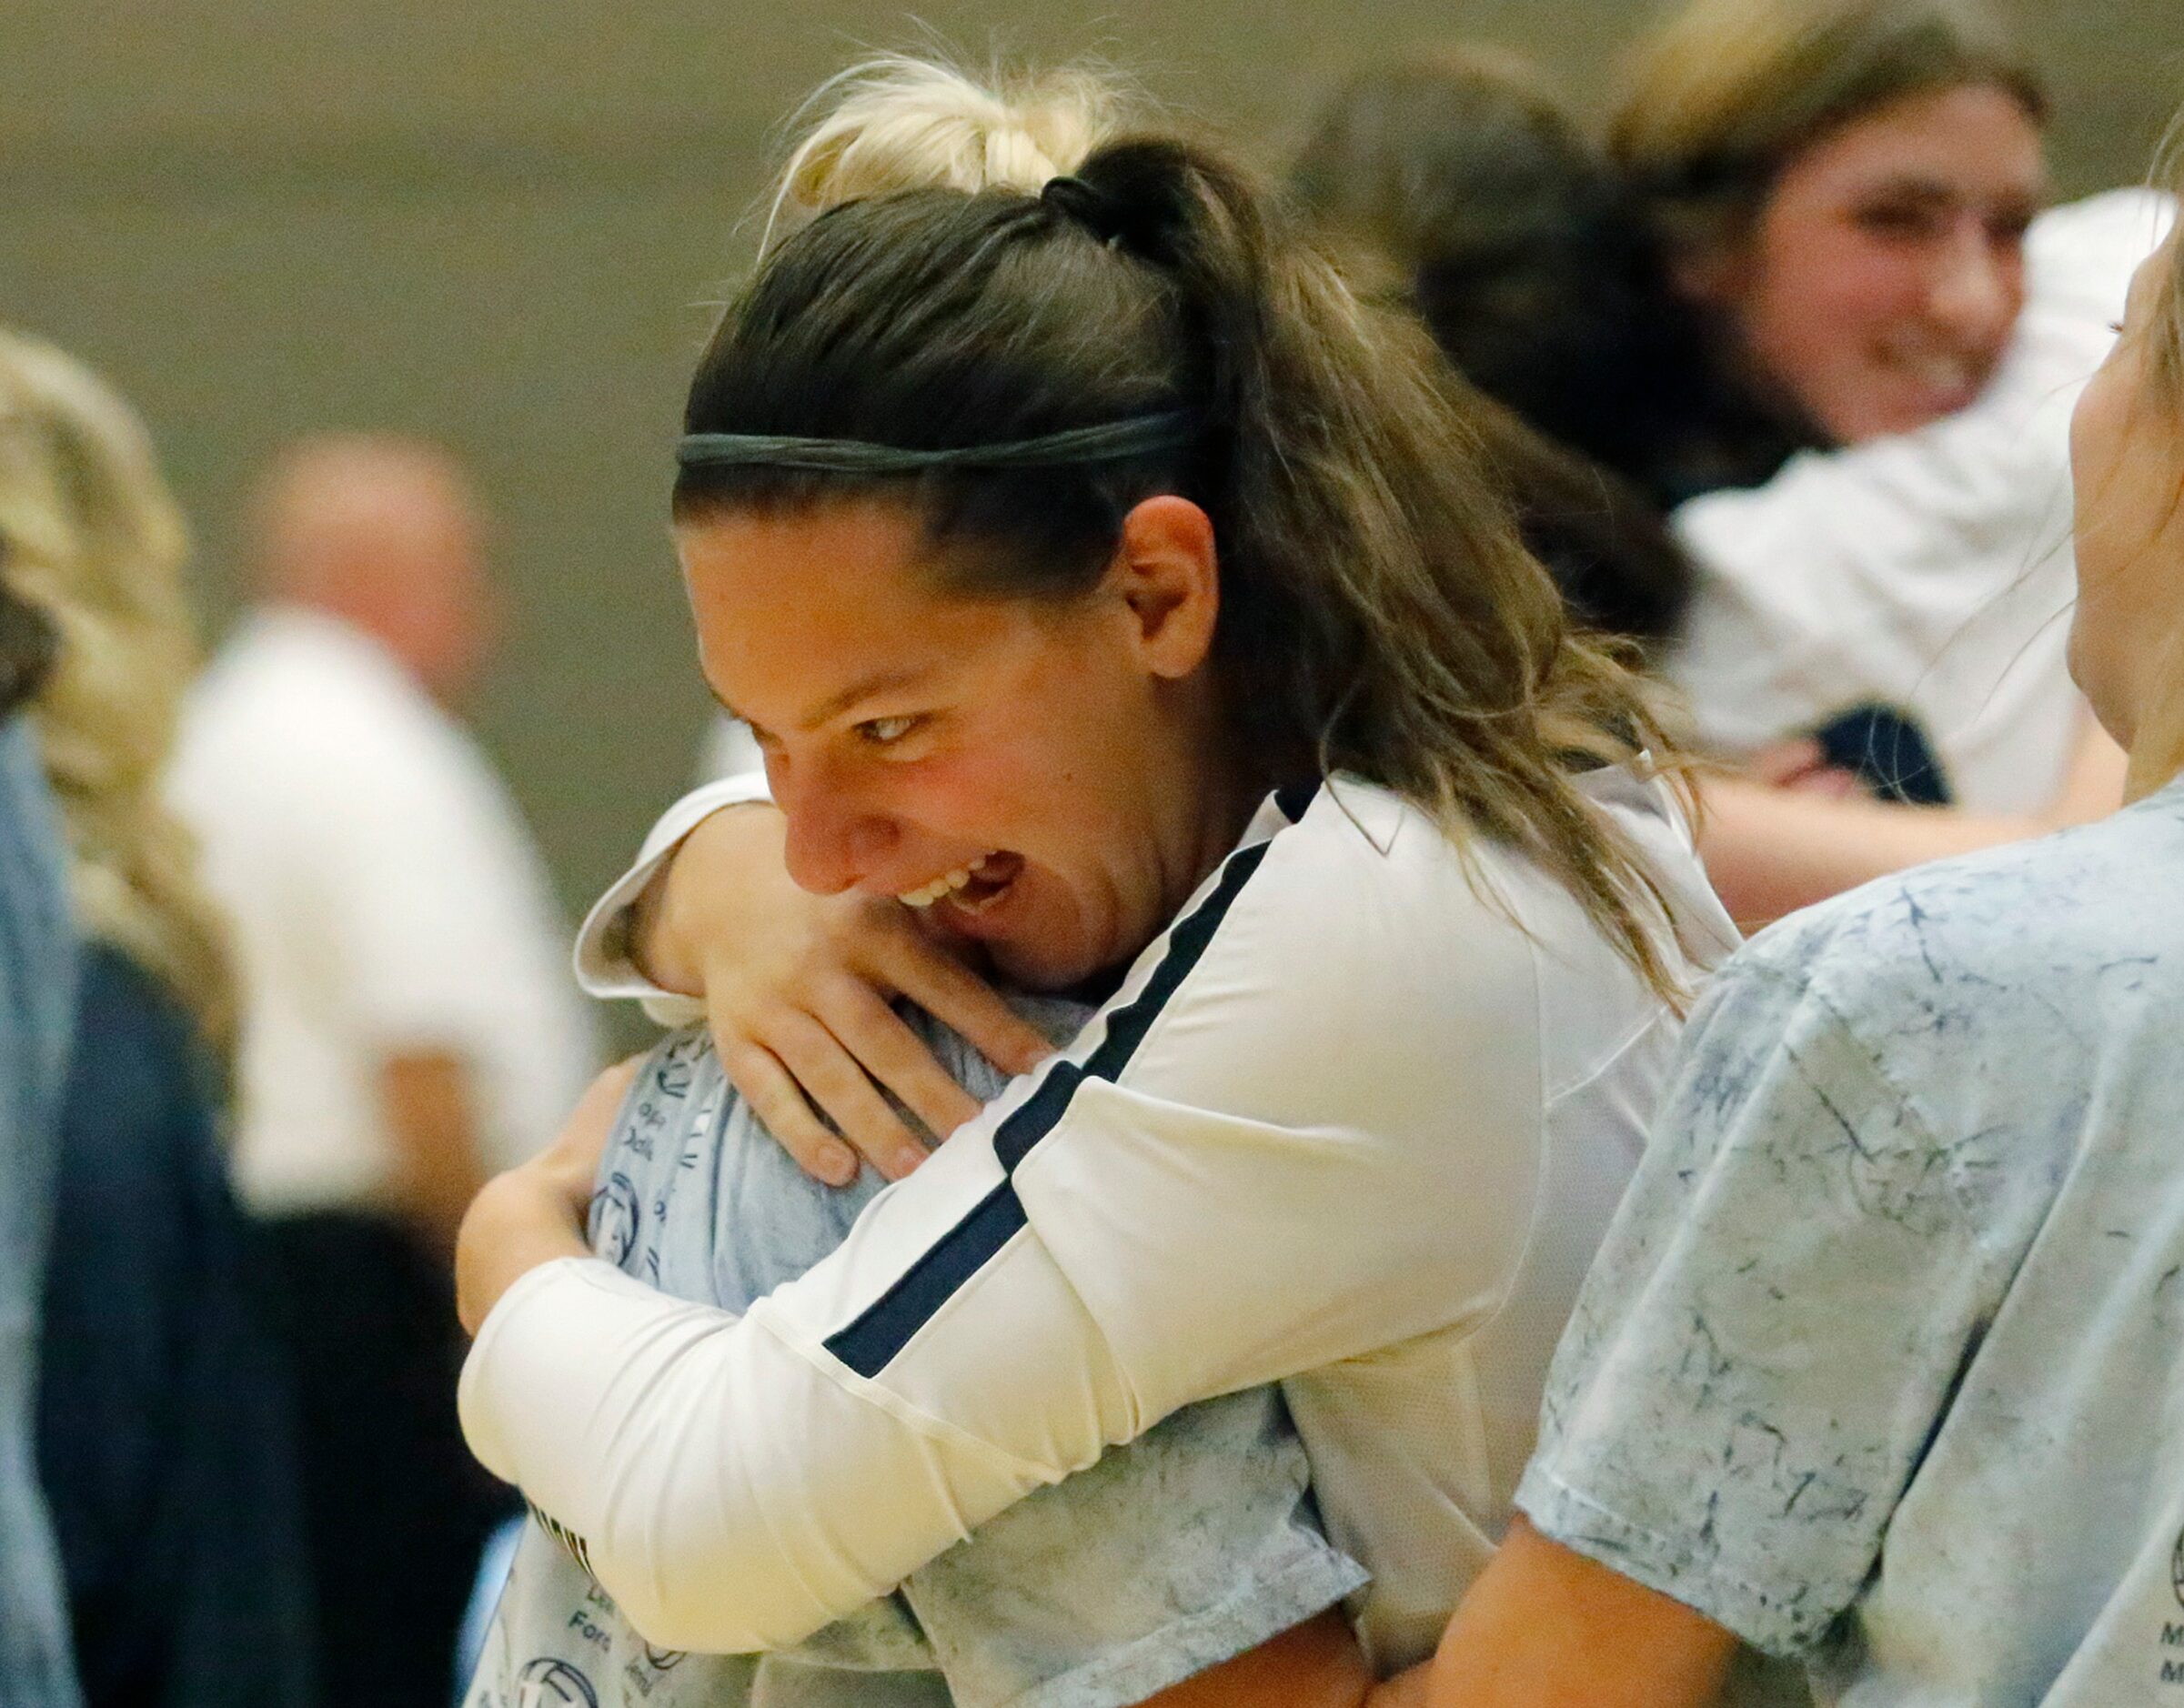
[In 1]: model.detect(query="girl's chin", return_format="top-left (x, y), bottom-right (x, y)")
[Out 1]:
top-left (1859, 369), bottom-right (1991, 437)
top-left (987, 948), bottom-right (1078, 992)
top-left (913, 879), bottom-right (1067, 985)
top-left (976, 918), bottom-right (1103, 995)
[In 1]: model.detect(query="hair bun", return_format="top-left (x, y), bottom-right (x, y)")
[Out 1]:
top-left (778, 55), bottom-right (1125, 221)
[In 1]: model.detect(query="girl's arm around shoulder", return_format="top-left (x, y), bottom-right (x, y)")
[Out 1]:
top-left (454, 786), bottom-right (1544, 1655)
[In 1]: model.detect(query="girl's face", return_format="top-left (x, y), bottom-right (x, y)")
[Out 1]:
top-left (2067, 241), bottom-right (2184, 753)
top-left (1694, 83), bottom-right (2046, 444)
top-left (679, 496), bottom-right (1243, 990)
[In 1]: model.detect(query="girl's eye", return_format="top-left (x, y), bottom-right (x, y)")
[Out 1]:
top-left (857, 715), bottom-right (920, 747)
top-left (1852, 202), bottom-right (1945, 241)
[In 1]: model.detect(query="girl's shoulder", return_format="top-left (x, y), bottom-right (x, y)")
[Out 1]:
top-left (1104, 772), bottom-right (1706, 1121)
top-left (1728, 789), bottom-right (2184, 1092)
top-left (1253, 769), bottom-right (1726, 978)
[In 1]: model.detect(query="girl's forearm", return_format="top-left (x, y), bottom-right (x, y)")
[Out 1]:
top-left (455, 1167), bottom-right (591, 1336)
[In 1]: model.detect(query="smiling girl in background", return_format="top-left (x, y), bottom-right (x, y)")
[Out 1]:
top-left (1613, 0), bottom-right (2167, 919)
top-left (1616, 0), bottom-right (2046, 460)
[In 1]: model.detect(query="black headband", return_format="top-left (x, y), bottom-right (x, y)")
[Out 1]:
top-left (677, 412), bottom-right (1196, 475)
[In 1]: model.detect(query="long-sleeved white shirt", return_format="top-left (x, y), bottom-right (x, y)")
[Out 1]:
top-left (464, 769), bottom-right (1735, 1664)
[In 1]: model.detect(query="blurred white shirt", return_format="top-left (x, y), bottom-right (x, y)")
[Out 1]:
top-left (171, 606), bottom-right (599, 1214)
top-left (698, 713), bottom-right (760, 784)
top-left (1666, 189), bottom-right (2176, 813)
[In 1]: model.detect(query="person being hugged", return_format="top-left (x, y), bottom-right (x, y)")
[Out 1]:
top-left (457, 55), bottom-right (1733, 1702)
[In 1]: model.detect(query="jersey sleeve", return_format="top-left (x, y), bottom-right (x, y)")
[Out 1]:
top-left (460, 799), bottom-right (1535, 1653)
top-left (1514, 939), bottom-right (2054, 1656)
top-left (571, 771), bottom-right (773, 1020)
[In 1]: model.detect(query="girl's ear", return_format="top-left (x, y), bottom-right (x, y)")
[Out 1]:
top-left (1111, 496), bottom-right (1221, 680)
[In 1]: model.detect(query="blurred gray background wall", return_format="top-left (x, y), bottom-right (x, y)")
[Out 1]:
top-left (5, 0), bottom-right (2181, 962)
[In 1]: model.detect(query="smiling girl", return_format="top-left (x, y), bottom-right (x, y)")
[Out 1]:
top-left (454, 56), bottom-right (1733, 1695)
top-left (1615, 0), bottom-right (2047, 453)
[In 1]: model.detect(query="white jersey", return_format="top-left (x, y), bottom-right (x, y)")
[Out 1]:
top-left (464, 769), bottom-right (1736, 1666)
top-left (1667, 190), bottom-right (2175, 813)
top-left (170, 607), bottom-right (599, 1211)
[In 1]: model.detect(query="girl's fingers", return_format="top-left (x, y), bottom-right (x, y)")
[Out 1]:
top-left (718, 1036), bottom-right (861, 1187)
top-left (764, 1009), bottom-right (932, 1182)
top-left (813, 971), bottom-right (986, 1140)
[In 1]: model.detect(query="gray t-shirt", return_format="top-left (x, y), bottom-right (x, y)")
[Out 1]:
top-left (466, 1001), bottom-right (1363, 1708)
top-left (1520, 776), bottom-right (2184, 1705)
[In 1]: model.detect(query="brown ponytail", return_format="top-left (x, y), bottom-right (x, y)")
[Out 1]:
top-left (678, 60), bottom-right (1696, 1000)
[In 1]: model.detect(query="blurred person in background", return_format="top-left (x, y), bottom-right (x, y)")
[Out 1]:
top-left (169, 435), bottom-right (598, 1708)
top-left (1291, 48), bottom-right (1703, 660)
top-left (0, 402), bottom-right (82, 1708)
top-left (1291, 48), bottom-right (1731, 520)
top-left (1616, 0), bottom-right (2040, 469)
top-left (1611, 0), bottom-right (2159, 918)
top-left (2, 327), bottom-right (317, 1705)
top-left (1293, 5), bottom-right (2165, 930)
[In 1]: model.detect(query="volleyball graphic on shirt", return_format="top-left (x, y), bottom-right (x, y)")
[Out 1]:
top-left (589, 1174), bottom-right (640, 1268)
top-left (515, 1657), bottom-right (599, 1708)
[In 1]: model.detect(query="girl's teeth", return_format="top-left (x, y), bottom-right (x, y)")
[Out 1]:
top-left (899, 860), bottom-right (985, 909)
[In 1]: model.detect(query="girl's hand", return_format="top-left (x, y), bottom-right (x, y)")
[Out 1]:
top-left (632, 804), bottom-right (1052, 1185)
top-left (455, 1058), bottom-right (639, 1335)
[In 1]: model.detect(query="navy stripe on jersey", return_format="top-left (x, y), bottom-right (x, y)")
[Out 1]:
top-left (822, 786), bottom-right (1317, 1379)
top-left (528, 1502), bottom-right (593, 1575)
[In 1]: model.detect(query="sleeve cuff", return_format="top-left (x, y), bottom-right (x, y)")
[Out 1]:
top-left (458, 1255), bottom-right (654, 1482)
top-left (998, 1545), bottom-right (1369, 1708)
top-left (1515, 1462), bottom-right (1823, 1660)
top-left (571, 770), bottom-right (773, 1006)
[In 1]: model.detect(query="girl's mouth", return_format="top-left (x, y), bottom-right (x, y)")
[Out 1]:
top-left (898, 850), bottom-right (1024, 915)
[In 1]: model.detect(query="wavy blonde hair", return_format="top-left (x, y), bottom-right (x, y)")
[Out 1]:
top-left (684, 58), bottom-right (1700, 1000)
top-left (0, 330), bottom-right (237, 1059)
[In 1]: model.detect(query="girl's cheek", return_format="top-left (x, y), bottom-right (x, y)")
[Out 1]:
top-left (899, 745), bottom-right (1025, 829)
